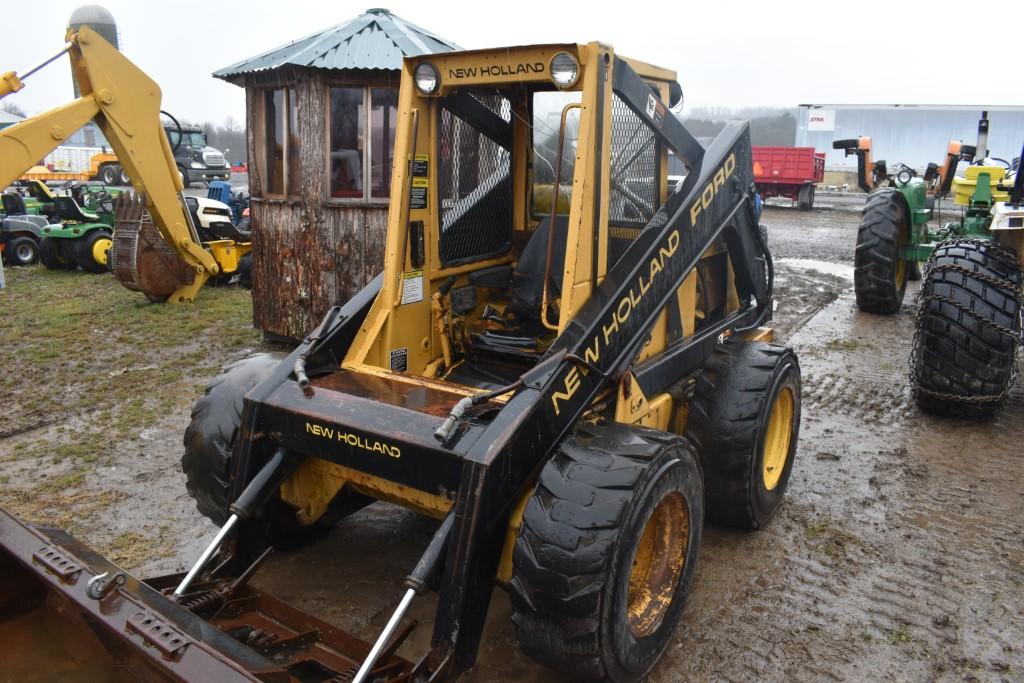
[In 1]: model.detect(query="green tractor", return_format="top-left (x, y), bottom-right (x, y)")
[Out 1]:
top-left (29, 180), bottom-right (120, 273)
top-left (836, 115), bottom-right (1024, 418)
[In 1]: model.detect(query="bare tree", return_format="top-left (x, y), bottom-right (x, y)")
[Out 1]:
top-left (1, 100), bottom-right (27, 118)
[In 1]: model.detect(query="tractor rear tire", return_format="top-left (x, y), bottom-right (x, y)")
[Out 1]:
top-left (911, 239), bottom-right (1021, 419)
top-left (686, 341), bottom-right (801, 530)
top-left (5, 236), bottom-right (39, 266)
top-left (75, 230), bottom-right (113, 273)
top-left (182, 353), bottom-right (371, 549)
top-left (509, 423), bottom-right (704, 682)
top-left (38, 237), bottom-right (76, 270)
top-left (855, 188), bottom-right (909, 314)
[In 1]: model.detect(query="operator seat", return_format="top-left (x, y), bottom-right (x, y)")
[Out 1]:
top-left (52, 196), bottom-right (98, 223)
top-left (471, 215), bottom-right (568, 361)
top-left (1, 193), bottom-right (27, 216)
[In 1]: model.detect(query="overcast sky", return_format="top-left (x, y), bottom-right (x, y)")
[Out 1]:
top-left (5, 0), bottom-right (1024, 125)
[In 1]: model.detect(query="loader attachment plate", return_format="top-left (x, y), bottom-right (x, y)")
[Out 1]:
top-left (0, 508), bottom-right (414, 682)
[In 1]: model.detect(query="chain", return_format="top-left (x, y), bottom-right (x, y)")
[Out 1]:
top-left (909, 239), bottom-right (1022, 405)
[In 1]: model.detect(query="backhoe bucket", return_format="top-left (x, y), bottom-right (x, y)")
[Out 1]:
top-left (0, 508), bottom-right (416, 682)
top-left (110, 193), bottom-right (195, 303)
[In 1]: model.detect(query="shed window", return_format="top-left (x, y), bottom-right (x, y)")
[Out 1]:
top-left (260, 87), bottom-right (301, 197)
top-left (329, 86), bottom-right (397, 202)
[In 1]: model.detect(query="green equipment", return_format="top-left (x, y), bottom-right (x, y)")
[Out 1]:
top-left (33, 180), bottom-right (119, 273)
top-left (837, 115), bottom-right (1023, 418)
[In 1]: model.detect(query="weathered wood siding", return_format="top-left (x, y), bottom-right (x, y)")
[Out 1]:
top-left (244, 69), bottom-right (389, 340)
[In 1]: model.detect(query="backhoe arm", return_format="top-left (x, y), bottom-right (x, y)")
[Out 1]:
top-left (0, 27), bottom-right (219, 283)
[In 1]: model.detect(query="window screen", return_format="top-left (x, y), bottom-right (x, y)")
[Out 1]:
top-left (608, 93), bottom-right (660, 268)
top-left (438, 93), bottom-right (513, 266)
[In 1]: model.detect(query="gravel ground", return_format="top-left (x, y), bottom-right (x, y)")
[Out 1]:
top-left (1, 195), bottom-right (1021, 681)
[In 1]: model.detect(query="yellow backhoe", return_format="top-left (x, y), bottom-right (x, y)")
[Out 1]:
top-left (0, 26), bottom-right (249, 302)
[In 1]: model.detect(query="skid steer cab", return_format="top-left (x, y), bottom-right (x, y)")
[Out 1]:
top-left (1, 43), bottom-right (802, 683)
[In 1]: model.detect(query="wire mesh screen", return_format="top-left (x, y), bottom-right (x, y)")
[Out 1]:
top-left (438, 94), bottom-right (513, 266)
top-left (608, 93), bottom-right (660, 267)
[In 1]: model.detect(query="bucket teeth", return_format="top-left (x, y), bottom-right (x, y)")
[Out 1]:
top-left (111, 192), bottom-right (193, 302)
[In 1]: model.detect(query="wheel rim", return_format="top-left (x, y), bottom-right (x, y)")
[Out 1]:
top-left (92, 236), bottom-right (112, 266)
top-left (894, 258), bottom-right (907, 289)
top-left (762, 386), bottom-right (795, 491)
top-left (627, 491), bottom-right (688, 638)
top-left (16, 243), bottom-right (34, 262)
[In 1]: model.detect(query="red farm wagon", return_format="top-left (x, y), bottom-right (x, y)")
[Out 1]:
top-left (752, 146), bottom-right (826, 210)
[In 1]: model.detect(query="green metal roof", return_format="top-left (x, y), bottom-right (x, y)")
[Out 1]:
top-left (213, 8), bottom-right (459, 81)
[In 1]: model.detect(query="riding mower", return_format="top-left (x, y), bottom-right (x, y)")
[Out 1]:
top-left (0, 189), bottom-right (47, 266)
top-left (836, 116), bottom-right (1024, 418)
top-left (1, 40), bottom-right (802, 682)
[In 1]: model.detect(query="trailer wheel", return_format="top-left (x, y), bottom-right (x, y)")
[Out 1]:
top-left (100, 164), bottom-right (118, 186)
top-left (183, 354), bottom-right (371, 548)
top-left (38, 237), bottom-right (76, 270)
top-left (4, 237), bottom-right (39, 266)
top-left (509, 423), bottom-right (704, 682)
top-left (75, 230), bottom-right (112, 273)
top-left (911, 239), bottom-right (1021, 419)
top-left (686, 341), bottom-right (801, 529)
top-left (797, 183), bottom-right (814, 211)
top-left (854, 188), bottom-right (909, 314)
top-left (118, 167), bottom-right (131, 186)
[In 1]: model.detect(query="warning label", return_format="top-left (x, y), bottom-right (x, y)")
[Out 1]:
top-left (412, 153), bottom-right (429, 177)
top-left (411, 177), bottom-right (428, 210)
top-left (401, 270), bottom-right (423, 305)
top-left (390, 347), bottom-right (408, 372)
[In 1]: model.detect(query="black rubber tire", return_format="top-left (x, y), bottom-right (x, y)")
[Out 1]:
top-left (912, 239), bottom-right (1021, 419)
top-left (4, 236), bottom-right (39, 266)
top-left (118, 167), bottom-right (131, 186)
top-left (178, 166), bottom-right (189, 189)
top-left (854, 188), bottom-right (909, 314)
top-left (237, 253), bottom-right (253, 290)
top-left (38, 236), bottom-right (76, 270)
top-left (100, 164), bottom-right (118, 186)
top-left (74, 230), bottom-right (112, 273)
top-left (796, 183), bottom-right (814, 211)
top-left (908, 261), bottom-right (922, 281)
top-left (509, 422), bottom-right (704, 682)
top-left (686, 341), bottom-right (801, 530)
top-left (182, 353), bottom-right (371, 548)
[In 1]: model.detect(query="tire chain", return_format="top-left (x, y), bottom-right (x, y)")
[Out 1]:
top-left (909, 238), bottom-right (1022, 405)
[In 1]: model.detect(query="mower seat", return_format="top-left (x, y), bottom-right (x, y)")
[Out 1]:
top-left (52, 196), bottom-right (98, 223)
top-left (183, 197), bottom-right (215, 242)
top-left (208, 219), bottom-right (251, 243)
top-left (1, 193), bottom-right (27, 216)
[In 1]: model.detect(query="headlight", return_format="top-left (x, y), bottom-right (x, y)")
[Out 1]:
top-left (550, 52), bottom-right (579, 88)
top-left (414, 63), bottom-right (439, 95)
top-left (190, 161), bottom-right (204, 169)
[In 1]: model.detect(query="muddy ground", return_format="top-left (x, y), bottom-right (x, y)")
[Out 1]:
top-left (1, 193), bottom-right (1021, 681)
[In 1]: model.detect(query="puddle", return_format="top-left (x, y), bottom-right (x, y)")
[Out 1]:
top-left (778, 258), bottom-right (854, 280)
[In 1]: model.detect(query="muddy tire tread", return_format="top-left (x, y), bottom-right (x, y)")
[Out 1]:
top-left (913, 240), bottom-right (1021, 419)
top-left (855, 188), bottom-right (907, 313)
top-left (686, 341), bottom-right (800, 529)
top-left (509, 423), bottom-right (701, 681)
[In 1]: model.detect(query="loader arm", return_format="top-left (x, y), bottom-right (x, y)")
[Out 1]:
top-left (0, 27), bottom-right (219, 294)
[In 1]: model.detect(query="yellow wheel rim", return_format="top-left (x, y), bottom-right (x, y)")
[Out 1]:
top-left (894, 257), bottom-right (907, 289)
top-left (627, 492), bottom-right (688, 638)
top-left (762, 387), bottom-right (794, 491)
top-left (92, 237), bottom-right (112, 266)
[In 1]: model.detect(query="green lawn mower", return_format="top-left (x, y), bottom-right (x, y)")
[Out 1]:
top-left (31, 180), bottom-right (120, 273)
top-left (836, 115), bottom-right (1024, 418)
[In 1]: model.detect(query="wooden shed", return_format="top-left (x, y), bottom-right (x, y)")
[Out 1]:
top-left (214, 9), bottom-right (457, 340)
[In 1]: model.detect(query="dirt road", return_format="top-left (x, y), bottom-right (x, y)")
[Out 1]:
top-left (1, 200), bottom-right (1020, 681)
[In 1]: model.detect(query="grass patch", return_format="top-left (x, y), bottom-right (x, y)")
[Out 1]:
top-left (888, 627), bottom-right (912, 644)
top-left (0, 266), bottom-right (264, 437)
